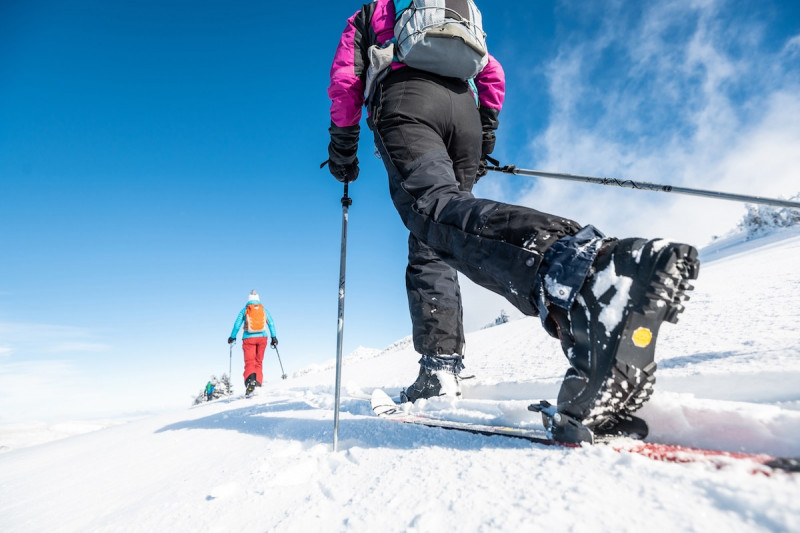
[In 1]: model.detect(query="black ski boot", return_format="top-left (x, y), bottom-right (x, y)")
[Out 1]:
top-left (245, 373), bottom-right (258, 397)
top-left (593, 413), bottom-right (649, 440)
top-left (530, 401), bottom-right (649, 443)
top-left (400, 354), bottom-right (463, 403)
top-left (549, 237), bottom-right (700, 440)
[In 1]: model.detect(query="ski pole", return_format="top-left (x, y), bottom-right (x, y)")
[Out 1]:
top-left (273, 345), bottom-right (287, 380)
top-left (333, 182), bottom-right (352, 453)
top-left (485, 159), bottom-right (800, 209)
top-left (228, 340), bottom-right (234, 401)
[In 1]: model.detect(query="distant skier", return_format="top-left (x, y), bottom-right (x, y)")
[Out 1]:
top-left (324, 0), bottom-right (700, 443)
top-left (228, 290), bottom-right (278, 397)
top-left (205, 381), bottom-right (215, 402)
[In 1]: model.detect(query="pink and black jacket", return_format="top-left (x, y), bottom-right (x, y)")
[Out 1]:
top-left (327, 0), bottom-right (505, 165)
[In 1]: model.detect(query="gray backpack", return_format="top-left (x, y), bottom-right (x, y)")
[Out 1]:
top-left (393, 0), bottom-right (488, 80)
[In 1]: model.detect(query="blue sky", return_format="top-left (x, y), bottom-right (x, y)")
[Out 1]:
top-left (1, 0), bottom-right (799, 423)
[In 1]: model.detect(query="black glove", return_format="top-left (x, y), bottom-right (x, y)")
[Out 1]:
top-left (271, 337), bottom-right (278, 347)
top-left (325, 122), bottom-right (360, 183)
top-left (325, 158), bottom-right (360, 183)
top-left (477, 107), bottom-right (500, 181)
top-left (477, 129), bottom-right (496, 179)
top-left (228, 337), bottom-right (235, 345)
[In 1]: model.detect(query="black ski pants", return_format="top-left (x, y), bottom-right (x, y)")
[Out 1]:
top-left (372, 68), bottom-right (582, 357)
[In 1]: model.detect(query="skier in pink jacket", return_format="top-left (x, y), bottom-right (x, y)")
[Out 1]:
top-left (325, 1), bottom-right (700, 444)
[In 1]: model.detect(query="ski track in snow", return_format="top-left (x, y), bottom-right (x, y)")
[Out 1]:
top-left (1, 229), bottom-right (800, 532)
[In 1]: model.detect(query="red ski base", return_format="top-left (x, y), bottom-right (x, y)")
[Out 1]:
top-left (608, 440), bottom-right (799, 475)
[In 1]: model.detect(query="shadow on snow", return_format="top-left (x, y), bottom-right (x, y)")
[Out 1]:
top-left (156, 398), bottom-right (537, 452)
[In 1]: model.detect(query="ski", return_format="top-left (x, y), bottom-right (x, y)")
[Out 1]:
top-left (371, 389), bottom-right (800, 475)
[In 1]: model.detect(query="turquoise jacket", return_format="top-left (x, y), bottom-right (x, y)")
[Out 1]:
top-left (230, 300), bottom-right (277, 340)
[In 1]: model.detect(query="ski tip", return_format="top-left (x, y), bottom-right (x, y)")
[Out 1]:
top-left (370, 388), bottom-right (383, 397)
top-left (371, 388), bottom-right (402, 416)
top-left (370, 388), bottom-right (393, 404)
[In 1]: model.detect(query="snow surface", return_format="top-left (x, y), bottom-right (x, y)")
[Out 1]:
top-left (2, 228), bottom-right (800, 532)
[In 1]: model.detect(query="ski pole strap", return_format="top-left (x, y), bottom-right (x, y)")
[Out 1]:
top-left (485, 165), bottom-right (800, 209)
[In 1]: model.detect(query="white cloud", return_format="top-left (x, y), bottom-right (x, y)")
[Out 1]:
top-left (0, 360), bottom-right (84, 423)
top-left (0, 322), bottom-right (110, 356)
top-left (44, 342), bottom-right (111, 354)
top-left (0, 321), bottom-right (115, 422)
top-left (784, 35), bottom-right (800, 57)
top-left (520, 0), bottom-right (800, 246)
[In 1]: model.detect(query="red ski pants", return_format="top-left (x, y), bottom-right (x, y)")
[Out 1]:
top-left (242, 337), bottom-right (267, 385)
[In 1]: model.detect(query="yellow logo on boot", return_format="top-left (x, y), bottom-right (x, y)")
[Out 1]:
top-left (632, 327), bottom-right (653, 348)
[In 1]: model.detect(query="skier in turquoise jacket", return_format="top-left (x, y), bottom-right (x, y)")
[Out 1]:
top-left (228, 290), bottom-right (278, 396)
top-left (204, 381), bottom-right (215, 402)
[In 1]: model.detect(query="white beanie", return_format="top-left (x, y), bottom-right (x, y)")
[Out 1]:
top-left (248, 290), bottom-right (260, 301)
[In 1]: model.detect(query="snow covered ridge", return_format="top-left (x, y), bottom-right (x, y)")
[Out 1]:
top-left (701, 220), bottom-right (800, 261)
top-left (1, 227), bottom-right (799, 532)
top-left (290, 343), bottom-right (397, 378)
top-left (737, 195), bottom-right (800, 237)
top-left (702, 195), bottom-right (800, 258)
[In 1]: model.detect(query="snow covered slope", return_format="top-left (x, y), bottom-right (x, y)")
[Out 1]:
top-left (1, 229), bottom-right (799, 532)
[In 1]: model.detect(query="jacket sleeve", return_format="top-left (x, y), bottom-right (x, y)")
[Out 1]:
top-left (328, 9), bottom-right (371, 129)
top-left (230, 308), bottom-right (245, 339)
top-left (475, 54), bottom-right (505, 131)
